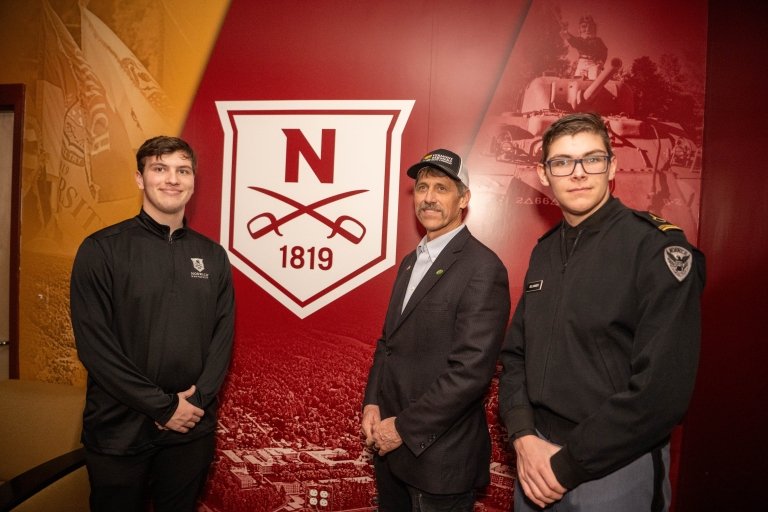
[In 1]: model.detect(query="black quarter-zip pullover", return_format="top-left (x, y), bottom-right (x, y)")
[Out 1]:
top-left (71, 209), bottom-right (235, 455)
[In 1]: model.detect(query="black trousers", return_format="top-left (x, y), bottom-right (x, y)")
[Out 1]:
top-left (85, 432), bottom-right (215, 512)
top-left (374, 455), bottom-right (476, 512)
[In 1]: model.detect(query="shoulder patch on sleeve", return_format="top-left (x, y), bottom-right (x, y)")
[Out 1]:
top-left (633, 210), bottom-right (683, 233)
top-left (664, 246), bottom-right (693, 281)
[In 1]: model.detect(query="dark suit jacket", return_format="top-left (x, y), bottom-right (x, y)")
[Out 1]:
top-left (364, 227), bottom-right (510, 494)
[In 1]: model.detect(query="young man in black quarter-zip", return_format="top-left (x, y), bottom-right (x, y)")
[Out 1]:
top-left (499, 113), bottom-right (705, 512)
top-left (70, 136), bottom-right (235, 512)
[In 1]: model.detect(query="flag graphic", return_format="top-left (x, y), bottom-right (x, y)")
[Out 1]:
top-left (80, 5), bottom-right (174, 148)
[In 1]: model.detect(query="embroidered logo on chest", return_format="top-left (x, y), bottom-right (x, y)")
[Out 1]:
top-left (191, 258), bottom-right (209, 279)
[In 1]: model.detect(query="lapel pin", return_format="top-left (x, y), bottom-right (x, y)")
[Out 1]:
top-left (436, 269), bottom-right (444, 276)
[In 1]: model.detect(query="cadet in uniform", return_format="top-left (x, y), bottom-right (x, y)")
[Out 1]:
top-left (499, 113), bottom-right (705, 512)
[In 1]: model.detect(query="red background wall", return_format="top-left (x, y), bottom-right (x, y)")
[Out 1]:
top-left (181, 1), bottom-right (716, 509)
top-left (677, 1), bottom-right (768, 510)
top-left (2, 0), bottom-right (765, 509)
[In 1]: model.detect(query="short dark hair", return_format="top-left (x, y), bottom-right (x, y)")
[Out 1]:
top-left (136, 136), bottom-right (197, 174)
top-left (540, 113), bottom-right (612, 163)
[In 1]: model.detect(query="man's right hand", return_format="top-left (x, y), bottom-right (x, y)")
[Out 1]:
top-left (361, 404), bottom-right (381, 448)
top-left (162, 385), bottom-right (204, 433)
top-left (513, 434), bottom-right (567, 508)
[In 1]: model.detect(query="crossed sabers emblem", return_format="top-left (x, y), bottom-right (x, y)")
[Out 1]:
top-left (247, 187), bottom-right (368, 244)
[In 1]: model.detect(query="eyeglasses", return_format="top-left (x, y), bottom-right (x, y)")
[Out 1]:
top-left (544, 155), bottom-right (611, 176)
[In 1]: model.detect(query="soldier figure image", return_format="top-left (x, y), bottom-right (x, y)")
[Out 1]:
top-left (561, 15), bottom-right (608, 80)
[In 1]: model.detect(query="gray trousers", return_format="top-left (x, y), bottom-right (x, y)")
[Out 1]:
top-left (514, 443), bottom-right (671, 512)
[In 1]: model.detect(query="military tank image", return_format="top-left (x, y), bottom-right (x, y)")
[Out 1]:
top-left (487, 56), bottom-right (702, 235)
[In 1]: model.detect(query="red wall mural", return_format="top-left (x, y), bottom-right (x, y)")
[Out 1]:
top-left (0, 0), bottom-right (708, 510)
top-left (182, 1), bottom-right (707, 510)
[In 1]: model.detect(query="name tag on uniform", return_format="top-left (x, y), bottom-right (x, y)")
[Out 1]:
top-left (525, 280), bottom-right (543, 292)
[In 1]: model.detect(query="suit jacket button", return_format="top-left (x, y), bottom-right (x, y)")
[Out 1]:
top-left (419, 442), bottom-right (426, 449)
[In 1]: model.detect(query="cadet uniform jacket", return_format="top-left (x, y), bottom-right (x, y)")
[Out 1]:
top-left (499, 197), bottom-right (705, 489)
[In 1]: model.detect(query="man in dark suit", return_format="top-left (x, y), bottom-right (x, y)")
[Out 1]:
top-left (362, 148), bottom-right (510, 511)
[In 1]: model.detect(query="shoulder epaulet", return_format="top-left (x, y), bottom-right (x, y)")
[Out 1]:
top-left (537, 222), bottom-right (561, 242)
top-left (633, 210), bottom-right (683, 233)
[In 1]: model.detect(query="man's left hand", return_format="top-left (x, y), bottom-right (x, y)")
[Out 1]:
top-left (372, 416), bottom-right (403, 455)
top-left (513, 435), bottom-right (567, 507)
top-left (163, 385), bottom-right (204, 433)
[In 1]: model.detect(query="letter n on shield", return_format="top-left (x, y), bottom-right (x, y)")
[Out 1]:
top-left (217, 100), bottom-right (414, 318)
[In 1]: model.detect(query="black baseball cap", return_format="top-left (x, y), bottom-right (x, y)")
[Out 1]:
top-left (406, 148), bottom-right (469, 187)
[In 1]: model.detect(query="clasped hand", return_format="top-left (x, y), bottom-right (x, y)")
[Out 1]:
top-left (513, 435), bottom-right (568, 508)
top-left (361, 404), bottom-right (402, 455)
top-left (155, 384), bottom-right (204, 433)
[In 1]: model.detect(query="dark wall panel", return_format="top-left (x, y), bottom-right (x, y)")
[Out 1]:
top-left (677, 1), bottom-right (768, 510)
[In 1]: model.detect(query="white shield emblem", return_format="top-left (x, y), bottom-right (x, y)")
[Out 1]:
top-left (664, 245), bottom-right (692, 282)
top-left (217, 100), bottom-right (414, 318)
top-left (191, 258), bottom-right (205, 272)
